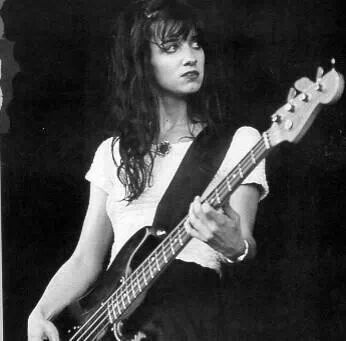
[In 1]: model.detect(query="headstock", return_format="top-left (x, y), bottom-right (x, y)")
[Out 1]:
top-left (267, 64), bottom-right (344, 147)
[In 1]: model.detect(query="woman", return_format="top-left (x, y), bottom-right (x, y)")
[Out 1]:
top-left (28, 0), bottom-right (268, 340)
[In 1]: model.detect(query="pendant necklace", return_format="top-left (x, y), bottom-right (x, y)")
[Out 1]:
top-left (155, 140), bottom-right (171, 157)
top-left (155, 122), bottom-right (198, 157)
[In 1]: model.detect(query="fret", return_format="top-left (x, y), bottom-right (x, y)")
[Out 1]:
top-left (238, 164), bottom-right (244, 179)
top-left (107, 301), bottom-right (114, 324)
top-left (162, 242), bottom-right (168, 263)
top-left (110, 296), bottom-right (117, 323)
top-left (226, 176), bottom-right (232, 191)
top-left (115, 292), bottom-right (122, 315)
top-left (262, 133), bottom-right (270, 149)
top-left (136, 272), bottom-right (142, 293)
top-left (143, 268), bottom-right (148, 286)
top-left (130, 277), bottom-right (136, 299)
top-left (178, 228), bottom-right (183, 246)
top-left (232, 173), bottom-right (237, 179)
top-left (111, 296), bottom-right (118, 320)
top-left (148, 260), bottom-right (153, 278)
top-left (149, 258), bottom-right (154, 278)
top-left (121, 289), bottom-right (126, 310)
top-left (250, 149), bottom-right (256, 165)
top-left (215, 187), bottom-right (221, 205)
top-left (154, 254), bottom-right (161, 271)
top-left (174, 237), bottom-right (180, 250)
top-left (169, 236), bottom-right (175, 255)
top-left (209, 196), bottom-right (216, 207)
top-left (125, 286), bottom-right (131, 304)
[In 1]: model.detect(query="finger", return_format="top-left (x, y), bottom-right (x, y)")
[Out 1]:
top-left (28, 332), bottom-right (50, 341)
top-left (188, 198), bottom-right (200, 225)
top-left (184, 218), bottom-right (200, 239)
top-left (46, 322), bottom-right (59, 341)
top-left (191, 198), bottom-right (225, 239)
top-left (187, 214), bottom-right (214, 242)
top-left (43, 322), bottom-right (60, 341)
top-left (186, 199), bottom-right (207, 239)
top-left (201, 202), bottom-right (230, 229)
top-left (190, 196), bottom-right (211, 226)
top-left (188, 198), bottom-right (209, 233)
top-left (28, 337), bottom-right (44, 341)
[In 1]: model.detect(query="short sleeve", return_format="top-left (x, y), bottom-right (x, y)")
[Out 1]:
top-left (85, 138), bottom-right (117, 194)
top-left (221, 126), bottom-right (269, 201)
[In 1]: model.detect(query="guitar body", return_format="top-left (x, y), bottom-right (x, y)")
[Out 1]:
top-left (54, 226), bottom-right (161, 341)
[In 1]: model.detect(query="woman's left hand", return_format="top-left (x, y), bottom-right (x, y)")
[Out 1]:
top-left (185, 196), bottom-right (245, 258)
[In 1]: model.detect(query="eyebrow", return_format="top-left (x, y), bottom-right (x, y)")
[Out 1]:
top-left (161, 33), bottom-right (199, 44)
top-left (161, 38), bottom-right (180, 43)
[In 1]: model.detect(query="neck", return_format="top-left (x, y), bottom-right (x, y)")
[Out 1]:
top-left (157, 95), bottom-right (189, 133)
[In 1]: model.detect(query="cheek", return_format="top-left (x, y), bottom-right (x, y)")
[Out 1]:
top-left (200, 52), bottom-right (205, 72)
top-left (152, 59), bottom-right (176, 85)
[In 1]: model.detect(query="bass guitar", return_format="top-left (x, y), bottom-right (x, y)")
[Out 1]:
top-left (54, 65), bottom-right (344, 340)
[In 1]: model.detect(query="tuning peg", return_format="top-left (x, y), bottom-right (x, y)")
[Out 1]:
top-left (284, 102), bottom-right (295, 112)
top-left (331, 58), bottom-right (336, 69)
top-left (315, 66), bottom-right (324, 91)
top-left (283, 87), bottom-right (296, 112)
top-left (295, 77), bottom-right (313, 92)
top-left (271, 114), bottom-right (281, 123)
top-left (315, 66), bottom-right (324, 81)
top-left (298, 92), bottom-right (310, 102)
top-left (287, 87), bottom-right (297, 101)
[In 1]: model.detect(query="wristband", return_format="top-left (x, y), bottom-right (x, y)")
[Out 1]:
top-left (224, 239), bottom-right (249, 263)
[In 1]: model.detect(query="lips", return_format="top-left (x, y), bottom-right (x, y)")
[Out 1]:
top-left (181, 70), bottom-right (200, 78)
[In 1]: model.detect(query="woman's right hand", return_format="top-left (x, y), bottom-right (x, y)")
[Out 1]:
top-left (28, 310), bottom-right (59, 341)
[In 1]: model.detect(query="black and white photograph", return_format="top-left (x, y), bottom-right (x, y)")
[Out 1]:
top-left (1, 0), bottom-right (345, 340)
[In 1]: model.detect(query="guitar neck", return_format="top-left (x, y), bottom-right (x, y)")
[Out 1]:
top-left (108, 132), bottom-right (272, 319)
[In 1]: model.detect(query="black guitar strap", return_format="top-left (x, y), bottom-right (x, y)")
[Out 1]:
top-left (152, 124), bottom-right (236, 233)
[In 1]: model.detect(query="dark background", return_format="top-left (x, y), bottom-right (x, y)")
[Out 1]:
top-left (1, 0), bottom-right (346, 339)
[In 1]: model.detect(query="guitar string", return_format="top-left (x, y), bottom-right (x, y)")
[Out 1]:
top-left (74, 146), bottom-right (269, 341)
top-left (70, 138), bottom-right (269, 341)
top-left (70, 138), bottom-right (268, 341)
top-left (71, 139), bottom-right (268, 341)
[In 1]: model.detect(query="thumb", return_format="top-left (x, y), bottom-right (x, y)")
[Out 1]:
top-left (41, 321), bottom-right (59, 341)
top-left (44, 320), bottom-right (60, 341)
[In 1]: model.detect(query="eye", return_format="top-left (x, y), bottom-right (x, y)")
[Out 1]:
top-left (191, 40), bottom-right (202, 50)
top-left (190, 33), bottom-right (203, 50)
top-left (160, 42), bottom-right (180, 53)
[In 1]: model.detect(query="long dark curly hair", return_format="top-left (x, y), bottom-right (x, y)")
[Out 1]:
top-left (107, 0), bottom-right (228, 201)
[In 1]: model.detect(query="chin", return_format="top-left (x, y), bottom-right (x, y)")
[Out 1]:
top-left (183, 83), bottom-right (202, 94)
top-left (186, 87), bottom-right (202, 95)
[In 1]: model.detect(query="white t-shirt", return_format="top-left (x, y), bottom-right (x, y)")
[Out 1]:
top-left (85, 126), bottom-right (269, 272)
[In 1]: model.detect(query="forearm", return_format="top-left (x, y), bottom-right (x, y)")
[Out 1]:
top-left (32, 255), bottom-right (103, 320)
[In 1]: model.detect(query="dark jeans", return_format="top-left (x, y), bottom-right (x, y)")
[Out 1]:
top-left (123, 260), bottom-right (226, 341)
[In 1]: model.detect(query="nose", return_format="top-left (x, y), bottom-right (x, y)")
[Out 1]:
top-left (182, 46), bottom-right (197, 66)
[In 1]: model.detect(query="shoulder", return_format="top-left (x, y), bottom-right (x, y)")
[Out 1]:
top-left (232, 126), bottom-right (261, 145)
top-left (95, 137), bottom-right (118, 153)
top-left (228, 126), bottom-right (269, 200)
top-left (227, 126), bottom-right (262, 157)
top-left (85, 137), bottom-right (120, 194)
top-left (93, 137), bottom-right (120, 163)
top-left (216, 125), bottom-right (262, 165)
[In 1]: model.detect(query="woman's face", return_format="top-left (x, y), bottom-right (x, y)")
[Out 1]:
top-left (150, 29), bottom-right (205, 98)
